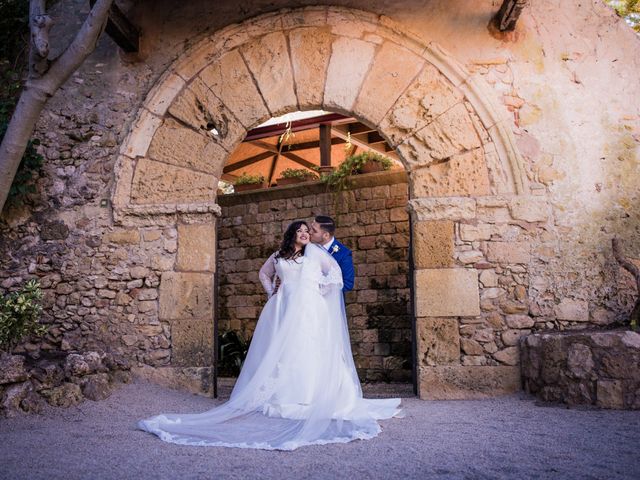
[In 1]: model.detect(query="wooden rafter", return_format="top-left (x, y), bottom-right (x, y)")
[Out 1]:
top-left (249, 138), bottom-right (344, 153)
top-left (89, 0), bottom-right (139, 52)
top-left (223, 151), bottom-right (273, 174)
top-left (331, 125), bottom-right (399, 160)
top-left (250, 140), bottom-right (318, 171)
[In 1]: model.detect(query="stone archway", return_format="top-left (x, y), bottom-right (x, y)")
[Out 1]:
top-left (112, 6), bottom-right (531, 399)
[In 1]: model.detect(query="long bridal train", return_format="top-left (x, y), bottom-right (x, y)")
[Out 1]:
top-left (138, 244), bottom-right (403, 450)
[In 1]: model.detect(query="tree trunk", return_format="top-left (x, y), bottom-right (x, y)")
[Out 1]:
top-left (0, 0), bottom-right (114, 213)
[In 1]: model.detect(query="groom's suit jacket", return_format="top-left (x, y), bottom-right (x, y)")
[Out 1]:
top-left (327, 239), bottom-right (355, 292)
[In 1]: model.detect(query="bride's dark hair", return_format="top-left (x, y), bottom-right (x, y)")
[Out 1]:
top-left (275, 220), bottom-right (308, 262)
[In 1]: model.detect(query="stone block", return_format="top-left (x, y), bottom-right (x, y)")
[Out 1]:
top-left (0, 354), bottom-right (28, 384)
top-left (417, 317), bottom-right (460, 366)
top-left (147, 118), bottom-right (221, 175)
top-left (409, 102), bottom-right (482, 162)
top-left (130, 158), bottom-right (218, 205)
top-left (484, 241), bottom-right (531, 264)
top-left (199, 49), bottom-right (269, 128)
top-left (411, 148), bottom-right (491, 198)
top-left (459, 223), bottom-right (492, 242)
top-left (177, 224), bottom-right (217, 272)
top-left (168, 77), bottom-right (246, 152)
top-left (509, 196), bottom-right (550, 223)
top-left (380, 64), bottom-right (463, 145)
top-left (171, 317), bottom-right (215, 367)
top-left (505, 314), bottom-right (535, 329)
top-left (413, 220), bottom-right (454, 268)
top-left (493, 346), bottom-right (520, 366)
top-left (408, 198), bottom-right (476, 221)
top-left (597, 379), bottom-right (624, 409)
top-left (105, 229), bottom-right (140, 245)
top-left (146, 72), bottom-right (185, 116)
top-left (324, 36), bottom-right (376, 111)
top-left (288, 27), bottom-right (333, 109)
top-left (120, 109), bottom-right (162, 158)
top-left (353, 41), bottom-right (424, 126)
top-left (415, 268), bottom-right (480, 317)
top-left (419, 365), bottom-right (521, 400)
top-left (241, 31), bottom-right (297, 116)
top-left (159, 272), bottom-right (214, 320)
top-left (554, 298), bottom-right (589, 322)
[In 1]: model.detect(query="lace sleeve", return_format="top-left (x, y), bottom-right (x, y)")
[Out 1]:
top-left (318, 250), bottom-right (343, 294)
top-left (258, 253), bottom-right (277, 298)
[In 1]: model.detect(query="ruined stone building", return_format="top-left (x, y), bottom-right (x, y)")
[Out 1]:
top-left (1, 0), bottom-right (639, 406)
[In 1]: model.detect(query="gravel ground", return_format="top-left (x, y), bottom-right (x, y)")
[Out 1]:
top-left (1, 380), bottom-right (639, 480)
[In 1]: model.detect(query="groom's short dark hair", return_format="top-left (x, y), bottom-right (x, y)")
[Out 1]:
top-left (315, 215), bottom-right (336, 235)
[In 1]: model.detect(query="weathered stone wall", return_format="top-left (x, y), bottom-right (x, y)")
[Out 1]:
top-left (521, 330), bottom-right (640, 409)
top-left (0, 0), bottom-right (638, 401)
top-left (217, 171), bottom-right (412, 382)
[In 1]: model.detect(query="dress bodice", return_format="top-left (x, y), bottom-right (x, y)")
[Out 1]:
top-left (274, 257), bottom-right (305, 285)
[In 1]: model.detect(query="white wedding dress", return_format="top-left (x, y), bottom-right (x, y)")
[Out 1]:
top-left (138, 244), bottom-right (403, 450)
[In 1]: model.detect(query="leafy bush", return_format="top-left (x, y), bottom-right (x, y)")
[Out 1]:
top-left (218, 330), bottom-right (251, 376)
top-left (279, 168), bottom-right (318, 180)
top-left (0, 279), bottom-right (46, 352)
top-left (234, 172), bottom-right (265, 185)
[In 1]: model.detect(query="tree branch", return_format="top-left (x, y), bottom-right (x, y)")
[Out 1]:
top-left (29, 0), bottom-right (52, 77)
top-left (0, 0), bottom-right (114, 213)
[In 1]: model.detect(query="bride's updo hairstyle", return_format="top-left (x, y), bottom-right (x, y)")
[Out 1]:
top-left (275, 220), bottom-right (308, 262)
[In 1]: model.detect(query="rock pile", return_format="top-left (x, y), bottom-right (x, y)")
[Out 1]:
top-left (0, 350), bottom-right (131, 417)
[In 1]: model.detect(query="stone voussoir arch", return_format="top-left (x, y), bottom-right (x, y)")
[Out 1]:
top-left (111, 5), bottom-right (529, 226)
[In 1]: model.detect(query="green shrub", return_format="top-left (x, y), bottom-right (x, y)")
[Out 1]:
top-left (0, 279), bottom-right (46, 352)
top-left (234, 172), bottom-right (264, 185)
top-left (218, 330), bottom-right (252, 376)
top-left (279, 168), bottom-right (318, 180)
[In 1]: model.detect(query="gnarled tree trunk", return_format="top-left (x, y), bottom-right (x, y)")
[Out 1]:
top-left (612, 238), bottom-right (640, 330)
top-left (0, 0), bottom-right (114, 213)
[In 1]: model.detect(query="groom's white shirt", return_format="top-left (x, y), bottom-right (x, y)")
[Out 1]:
top-left (322, 237), bottom-right (335, 251)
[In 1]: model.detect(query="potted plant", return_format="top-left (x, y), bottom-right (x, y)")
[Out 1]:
top-left (352, 151), bottom-right (394, 174)
top-left (276, 168), bottom-right (319, 186)
top-left (233, 172), bottom-right (265, 192)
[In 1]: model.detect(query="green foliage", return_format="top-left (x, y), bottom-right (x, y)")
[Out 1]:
top-left (606, 0), bottom-right (640, 32)
top-left (279, 167), bottom-right (318, 180)
top-left (0, 0), bottom-right (30, 66)
top-left (234, 172), bottom-right (265, 185)
top-left (321, 151), bottom-right (393, 191)
top-left (218, 330), bottom-right (251, 376)
top-left (0, 279), bottom-right (46, 353)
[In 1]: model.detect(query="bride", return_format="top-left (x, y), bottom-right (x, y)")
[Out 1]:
top-left (138, 220), bottom-right (403, 450)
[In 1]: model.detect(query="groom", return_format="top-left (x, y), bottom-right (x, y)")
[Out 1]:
top-left (309, 215), bottom-right (355, 292)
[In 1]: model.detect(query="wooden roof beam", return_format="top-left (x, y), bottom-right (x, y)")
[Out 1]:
top-left (223, 151), bottom-right (274, 174)
top-left (89, 0), bottom-right (139, 52)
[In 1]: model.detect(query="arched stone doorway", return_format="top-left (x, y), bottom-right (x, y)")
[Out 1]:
top-left (112, 6), bottom-right (530, 399)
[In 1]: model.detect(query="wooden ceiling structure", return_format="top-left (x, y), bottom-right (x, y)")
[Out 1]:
top-left (222, 113), bottom-right (401, 186)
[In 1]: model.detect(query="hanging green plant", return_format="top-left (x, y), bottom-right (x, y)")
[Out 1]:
top-left (321, 151), bottom-right (393, 191)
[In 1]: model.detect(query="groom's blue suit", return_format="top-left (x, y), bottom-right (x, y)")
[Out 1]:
top-left (326, 239), bottom-right (355, 292)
